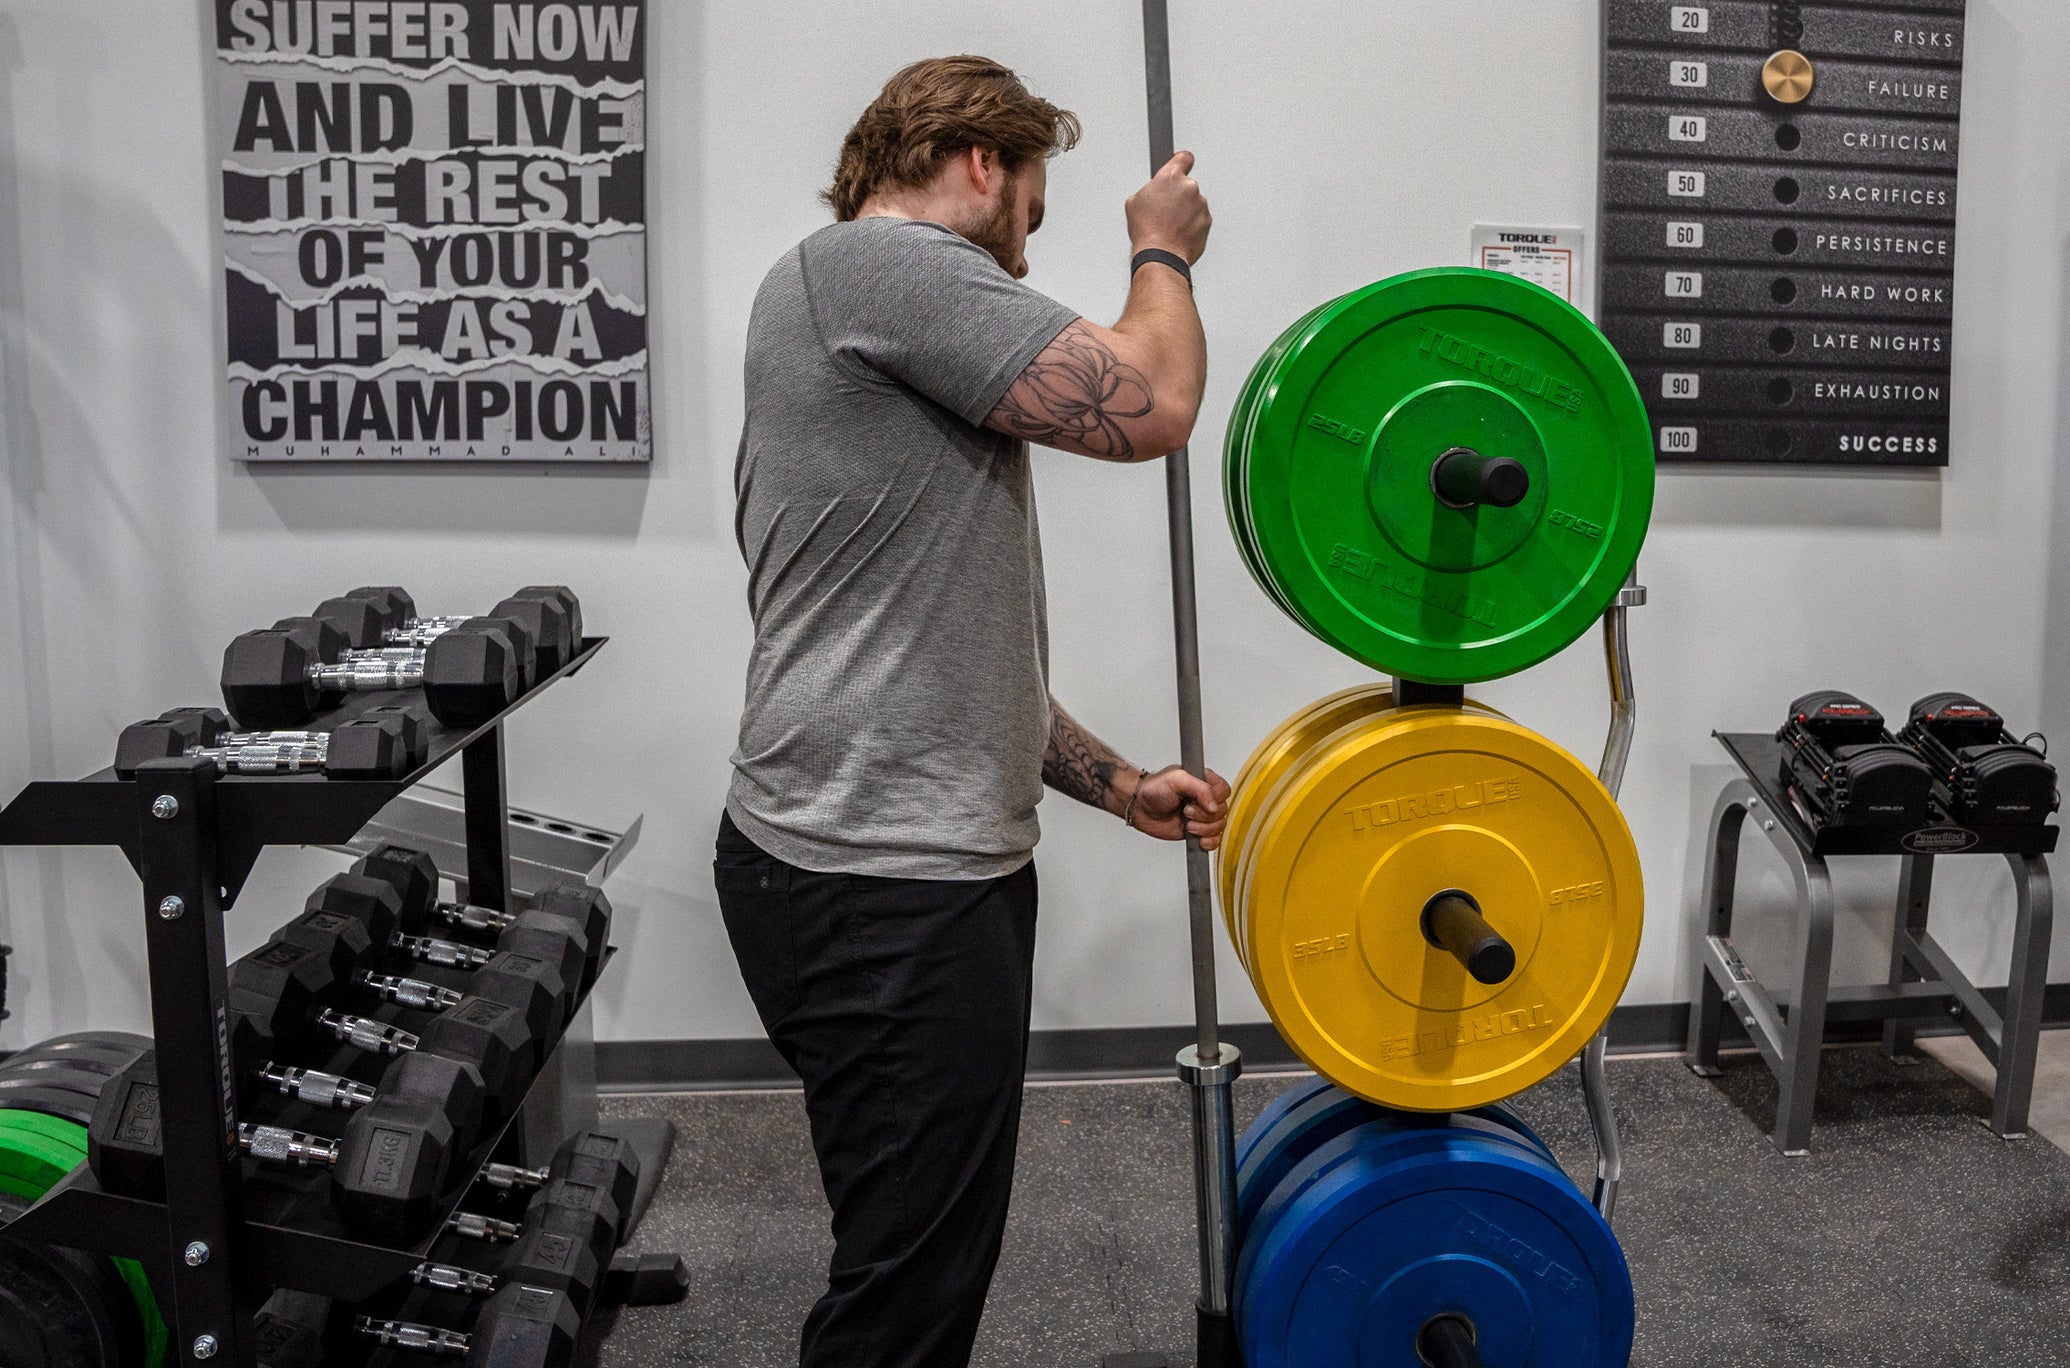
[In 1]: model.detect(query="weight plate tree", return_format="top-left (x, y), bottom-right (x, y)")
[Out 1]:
top-left (1224, 268), bottom-right (1654, 684)
top-left (0, 1036), bottom-right (167, 1368)
top-left (1218, 265), bottom-right (1650, 1365)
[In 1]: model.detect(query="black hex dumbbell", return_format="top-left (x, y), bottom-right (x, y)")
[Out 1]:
top-left (355, 844), bottom-right (613, 993)
top-left (113, 705), bottom-right (429, 781)
top-left (90, 1054), bottom-right (455, 1244)
top-left (315, 998), bottom-right (536, 1131)
top-left (253, 1050), bottom-right (487, 1156)
top-left (357, 1283), bottom-right (582, 1367)
top-left (356, 946), bottom-right (565, 1066)
top-left (221, 610), bottom-right (532, 731)
top-left (338, 586), bottom-right (584, 677)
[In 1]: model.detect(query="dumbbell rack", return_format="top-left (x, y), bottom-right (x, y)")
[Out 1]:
top-left (0, 637), bottom-right (609, 1367)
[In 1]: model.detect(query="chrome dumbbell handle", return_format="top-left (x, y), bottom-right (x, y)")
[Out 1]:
top-left (431, 899), bottom-right (517, 936)
top-left (479, 1162), bottom-right (549, 1192)
top-left (359, 972), bottom-right (464, 1012)
top-left (446, 1211), bottom-right (520, 1244)
top-left (410, 1261), bottom-right (498, 1297)
top-left (201, 737), bottom-right (329, 774)
top-left (316, 1008), bottom-right (420, 1056)
top-left (258, 1062), bottom-right (376, 1110)
top-left (308, 650), bottom-right (426, 691)
top-left (394, 932), bottom-right (494, 970)
top-left (238, 1123), bottom-right (340, 1167)
top-left (355, 1317), bottom-right (470, 1356)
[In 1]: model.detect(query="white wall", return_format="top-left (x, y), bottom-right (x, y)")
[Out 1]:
top-left (0, 0), bottom-right (2065, 1050)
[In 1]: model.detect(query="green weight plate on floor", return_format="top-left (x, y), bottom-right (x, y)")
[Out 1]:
top-left (0, 1084), bottom-right (168, 1365)
top-left (1237, 268), bottom-right (1653, 684)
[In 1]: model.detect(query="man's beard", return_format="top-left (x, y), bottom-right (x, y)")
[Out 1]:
top-left (951, 178), bottom-right (1019, 275)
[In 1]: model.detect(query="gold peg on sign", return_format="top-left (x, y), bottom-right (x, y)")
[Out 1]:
top-left (1762, 49), bottom-right (1815, 104)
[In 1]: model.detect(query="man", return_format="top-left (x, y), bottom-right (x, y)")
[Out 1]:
top-left (719, 54), bottom-right (1230, 1368)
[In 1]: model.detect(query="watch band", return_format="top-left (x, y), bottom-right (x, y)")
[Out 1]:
top-left (1130, 248), bottom-right (1193, 288)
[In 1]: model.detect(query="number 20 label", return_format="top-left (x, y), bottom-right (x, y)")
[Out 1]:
top-left (1671, 8), bottom-right (1710, 34)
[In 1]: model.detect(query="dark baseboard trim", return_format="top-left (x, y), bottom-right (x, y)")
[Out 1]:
top-left (597, 985), bottom-right (2070, 1093)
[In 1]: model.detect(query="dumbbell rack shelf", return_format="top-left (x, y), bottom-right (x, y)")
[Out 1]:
top-left (0, 637), bottom-right (608, 1367)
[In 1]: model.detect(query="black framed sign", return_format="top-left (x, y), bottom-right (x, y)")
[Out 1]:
top-left (1598, 1), bottom-right (1965, 466)
top-left (216, 1), bottom-right (650, 463)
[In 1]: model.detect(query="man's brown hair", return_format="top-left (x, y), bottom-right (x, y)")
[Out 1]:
top-left (824, 56), bottom-right (1081, 221)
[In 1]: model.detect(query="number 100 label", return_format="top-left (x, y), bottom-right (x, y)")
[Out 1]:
top-left (1659, 427), bottom-right (1699, 453)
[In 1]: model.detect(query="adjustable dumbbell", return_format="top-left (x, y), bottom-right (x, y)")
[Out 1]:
top-left (113, 705), bottom-right (428, 780)
top-left (90, 1053), bottom-right (456, 1243)
top-left (356, 843), bottom-right (613, 992)
top-left (337, 585), bottom-right (585, 676)
top-left (221, 611), bottom-right (532, 731)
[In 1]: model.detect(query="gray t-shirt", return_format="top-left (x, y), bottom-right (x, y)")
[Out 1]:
top-left (728, 218), bottom-right (1080, 879)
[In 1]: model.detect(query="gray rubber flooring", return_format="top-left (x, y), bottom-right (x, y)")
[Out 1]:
top-left (589, 1045), bottom-right (2070, 1366)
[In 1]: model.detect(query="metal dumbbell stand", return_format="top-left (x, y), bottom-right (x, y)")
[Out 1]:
top-left (0, 636), bottom-right (674, 1366)
top-left (1687, 730), bottom-right (2056, 1156)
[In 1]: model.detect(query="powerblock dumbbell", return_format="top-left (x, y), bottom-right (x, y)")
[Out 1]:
top-left (356, 843), bottom-right (613, 993)
top-left (89, 1053), bottom-right (455, 1243)
top-left (1900, 693), bottom-right (2061, 825)
top-left (338, 586), bottom-right (584, 676)
top-left (221, 611), bottom-right (532, 731)
top-left (113, 705), bottom-right (428, 780)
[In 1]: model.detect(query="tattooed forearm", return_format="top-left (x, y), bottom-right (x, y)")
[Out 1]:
top-left (1043, 699), bottom-right (1134, 813)
top-left (990, 322), bottom-right (1154, 461)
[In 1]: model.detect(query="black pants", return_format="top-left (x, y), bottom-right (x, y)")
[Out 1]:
top-left (714, 811), bottom-right (1039, 1368)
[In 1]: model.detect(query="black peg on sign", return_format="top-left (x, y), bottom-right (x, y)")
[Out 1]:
top-left (1418, 1315), bottom-right (1484, 1368)
top-left (1421, 891), bottom-right (1515, 986)
top-left (1432, 447), bottom-right (1529, 509)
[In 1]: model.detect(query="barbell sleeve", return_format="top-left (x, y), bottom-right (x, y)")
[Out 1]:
top-left (1432, 447), bottom-right (1530, 509)
top-left (1421, 891), bottom-right (1516, 985)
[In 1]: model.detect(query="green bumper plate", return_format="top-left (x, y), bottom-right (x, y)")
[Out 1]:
top-left (1227, 268), bottom-right (1653, 684)
top-left (0, 1105), bottom-right (168, 1367)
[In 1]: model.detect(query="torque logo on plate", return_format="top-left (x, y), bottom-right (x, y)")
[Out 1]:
top-left (1375, 1003), bottom-right (1555, 1062)
top-left (1418, 327), bottom-right (1587, 414)
top-left (1344, 775), bottom-right (1524, 832)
